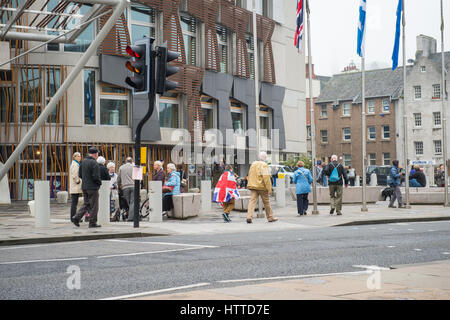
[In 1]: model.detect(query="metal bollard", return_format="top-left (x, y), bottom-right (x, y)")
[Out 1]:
top-left (370, 173), bottom-right (377, 186)
top-left (149, 181), bottom-right (162, 222)
top-left (97, 180), bottom-right (111, 225)
top-left (35, 180), bottom-right (50, 228)
top-left (201, 180), bottom-right (211, 213)
top-left (276, 177), bottom-right (286, 208)
top-left (355, 175), bottom-right (360, 186)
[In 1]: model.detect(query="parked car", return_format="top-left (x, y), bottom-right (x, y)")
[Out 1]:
top-left (269, 165), bottom-right (295, 184)
top-left (366, 165), bottom-right (391, 186)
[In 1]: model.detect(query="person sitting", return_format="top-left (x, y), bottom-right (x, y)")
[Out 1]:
top-left (409, 165), bottom-right (426, 187)
top-left (162, 163), bottom-right (180, 217)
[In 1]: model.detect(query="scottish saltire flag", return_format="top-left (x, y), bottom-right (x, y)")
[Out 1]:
top-left (357, 0), bottom-right (367, 57)
top-left (213, 171), bottom-right (240, 204)
top-left (294, 0), bottom-right (304, 53)
top-left (392, 0), bottom-right (402, 70)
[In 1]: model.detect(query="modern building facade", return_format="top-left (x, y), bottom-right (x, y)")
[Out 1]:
top-left (0, 0), bottom-right (306, 200)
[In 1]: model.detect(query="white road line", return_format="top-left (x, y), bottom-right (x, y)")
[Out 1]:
top-left (100, 282), bottom-right (211, 300)
top-left (442, 252), bottom-right (450, 255)
top-left (407, 229), bottom-right (414, 231)
top-left (217, 270), bottom-right (371, 284)
top-left (96, 247), bottom-right (205, 259)
top-left (0, 257), bottom-right (88, 265)
top-left (105, 239), bottom-right (218, 248)
top-left (413, 249), bottom-right (422, 252)
top-left (0, 240), bottom-right (102, 251)
top-left (428, 230), bottom-right (436, 232)
top-left (352, 265), bottom-right (391, 271)
top-left (387, 246), bottom-right (396, 248)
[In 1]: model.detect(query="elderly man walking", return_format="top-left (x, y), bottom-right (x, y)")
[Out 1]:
top-left (323, 155), bottom-right (348, 215)
top-left (118, 157), bottom-right (135, 221)
top-left (246, 152), bottom-right (278, 223)
top-left (72, 147), bottom-right (102, 228)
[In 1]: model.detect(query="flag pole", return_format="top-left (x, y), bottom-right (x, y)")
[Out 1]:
top-left (440, 0), bottom-right (449, 206)
top-left (306, 0), bottom-right (319, 214)
top-left (402, 0), bottom-right (411, 208)
top-left (360, 0), bottom-right (367, 212)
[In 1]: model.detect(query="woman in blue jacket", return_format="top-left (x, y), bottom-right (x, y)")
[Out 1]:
top-left (292, 161), bottom-right (313, 215)
top-left (162, 163), bottom-right (181, 216)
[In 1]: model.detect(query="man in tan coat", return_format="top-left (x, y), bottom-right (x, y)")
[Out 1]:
top-left (246, 152), bottom-right (278, 223)
top-left (69, 152), bottom-right (82, 222)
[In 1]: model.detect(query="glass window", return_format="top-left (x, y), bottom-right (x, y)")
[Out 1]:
top-left (415, 141), bottom-right (423, 155)
top-left (216, 25), bottom-right (229, 73)
top-left (321, 130), bottom-right (328, 143)
top-left (84, 70), bottom-right (96, 125)
top-left (100, 99), bottom-right (128, 125)
top-left (159, 97), bottom-right (179, 128)
top-left (421, 66), bottom-right (426, 72)
top-left (232, 112), bottom-right (244, 135)
top-left (342, 103), bottom-right (351, 116)
top-left (433, 112), bottom-right (441, 126)
top-left (434, 140), bottom-right (442, 155)
top-left (414, 86), bottom-right (421, 100)
top-left (414, 113), bottom-right (422, 127)
top-left (382, 99), bottom-right (390, 112)
top-left (432, 84), bottom-right (441, 99)
top-left (367, 100), bottom-right (375, 114)
top-left (368, 126), bottom-right (376, 140)
top-left (321, 104), bottom-right (327, 117)
top-left (64, 5), bottom-right (95, 52)
top-left (369, 153), bottom-right (376, 166)
top-left (383, 152), bottom-right (390, 166)
top-left (19, 68), bottom-right (42, 123)
top-left (0, 86), bottom-right (15, 123)
top-left (246, 34), bottom-right (255, 79)
top-left (201, 96), bottom-right (215, 130)
top-left (307, 125), bottom-right (311, 138)
top-left (129, 5), bottom-right (156, 42)
top-left (181, 15), bottom-right (197, 66)
top-left (343, 127), bottom-right (351, 141)
top-left (46, 68), bottom-right (61, 123)
top-left (344, 154), bottom-right (352, 167)
top-left (383, 125), bottom-right (390, 139)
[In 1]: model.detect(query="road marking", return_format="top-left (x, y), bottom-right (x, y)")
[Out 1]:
top-left (407, 229), bottom-right (414, 231)
top-left (352, 265), bottom-right (391, 271)
top-left (100, 282), bottom-right (211, 300)
top-left (428, 230), bottom-right (436, 232)
top-left (387, 246), bottom-right (396, 248)
top-left (442, 252), bottom-right (450, 255)
top-left (217, 270), bottom-right (371, 284)
top-left (105, 239), bottom-right (218, 248)
top-left (96, 247), bottom-right (205, 259)
top-left (413, 249), bottom-right (422, 252)
top-left (0, 257), bottom-right (88, 265)
top-left (0, 240), bottom-right (102, 251)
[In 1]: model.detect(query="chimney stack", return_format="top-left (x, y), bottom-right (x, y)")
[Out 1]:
top-left (416, 34), bottom-right (437, 58)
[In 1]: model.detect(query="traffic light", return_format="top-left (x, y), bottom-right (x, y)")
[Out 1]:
top-left (125, 38), bottom-right (151, 94)
top-left (156, 41), bottom-right (180, 94)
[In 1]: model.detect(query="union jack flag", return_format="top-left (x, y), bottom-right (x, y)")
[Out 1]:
top-left (213, 171), bottom-right (240, 204)
top-left (294, 0), bottom-right (304, 53)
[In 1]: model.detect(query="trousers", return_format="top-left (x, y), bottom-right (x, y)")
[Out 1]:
top-left (296, 193), bottom-right (309, 214)
top-left (75, 190), bottom-right (99, 224)
top-left (247, 190), bottom-right (273, 221)
top-left (329, 185), bottom-right (343, 213)
top-left (223, 198), bottom-right (235, 214)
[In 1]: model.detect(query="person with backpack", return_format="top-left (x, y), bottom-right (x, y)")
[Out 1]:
top-left (388, 160), bottom-right (405, 208)
top-left (323, 155), bottom-right (348, 215)
top-left (293, 161), bottom-right (313, 215)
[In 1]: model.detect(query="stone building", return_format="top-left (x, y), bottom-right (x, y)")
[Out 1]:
top-left (0, 0), bottom-right (306, 200)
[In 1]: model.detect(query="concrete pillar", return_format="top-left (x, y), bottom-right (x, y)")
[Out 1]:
top-left (34, 180), bottom-right (50, 228)
top-left (276, 177), bottom-right (286, 207)
top-left (97, 180), bottom-right (111, 226)
top-left (370, 173), bottom-right (377, 186)
top-left (355, 175), bottom-right (360, 186)
top-left (0, 162), bottom-right (11, 204)
top-left (201, 180), bottom-right (211, 212)
top-left (149, 180), bottom-right (162, 222)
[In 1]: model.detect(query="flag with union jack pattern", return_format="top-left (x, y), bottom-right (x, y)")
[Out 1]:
top-left (294, 0), bottom-right (304, 53)
top-left (213, 170), bottom-right (240, 204)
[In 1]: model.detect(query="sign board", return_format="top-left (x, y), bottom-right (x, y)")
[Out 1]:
top-left (132, 166), bottom-right (143, 180)
top-left (140, 147), bottom-right (147, 164)
top-left (411, 160), bottom-right (435, 166)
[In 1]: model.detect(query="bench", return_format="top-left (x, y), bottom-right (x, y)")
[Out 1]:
top-left (399, 187), bottom-right (450, 204)
top-left (172, 193), bottom-right (201, 219)
top-left (289, 186), bottom-right (383, 204)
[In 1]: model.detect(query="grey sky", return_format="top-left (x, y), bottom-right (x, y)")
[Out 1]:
top-left (308, 0), bottom-right (450, 76)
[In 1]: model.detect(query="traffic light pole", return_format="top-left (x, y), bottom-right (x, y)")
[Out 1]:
top-left (133, 49), bottom-right (156, 228)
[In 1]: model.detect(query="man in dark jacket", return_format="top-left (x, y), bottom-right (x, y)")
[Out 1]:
top-left (409, 165), bottom-right (426, 187)
top-left (323, 155), bottom-right (348, 215)
top-left (72, 147), bottom-right (102, 228)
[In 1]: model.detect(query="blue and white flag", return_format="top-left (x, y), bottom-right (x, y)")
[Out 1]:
top-left (392, 0), bottom-right (402, 70)
top-left (357, 0), bottom-right (367, 57)
top-left (294, 0), bottom-right (304, 53)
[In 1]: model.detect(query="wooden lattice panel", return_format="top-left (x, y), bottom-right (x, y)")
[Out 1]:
top-left (99, 9), bottom-right (131, 56)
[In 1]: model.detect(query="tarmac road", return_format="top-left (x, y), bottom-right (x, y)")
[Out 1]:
top-left (0, 220), bottom-right (449, 300)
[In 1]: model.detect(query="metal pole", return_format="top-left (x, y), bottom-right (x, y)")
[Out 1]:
top-left (252, 0), bottom-right (264, 218)
top-left (0, 0), bottom-right (128, 181)
top-left (402, 0), bottom-right (411, 208)
top-left (361, 56), bottom-right (367, 212)
top-left (441, 0), bottom-right (449, 206)
top-left (306, 0), bottom-right (318, 214)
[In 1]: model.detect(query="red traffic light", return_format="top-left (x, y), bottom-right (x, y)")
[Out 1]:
top-left (126, 45), bottom-right (142, 59)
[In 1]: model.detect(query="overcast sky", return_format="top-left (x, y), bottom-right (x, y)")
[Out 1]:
top-left (307, 0), bottom-right (450, 76)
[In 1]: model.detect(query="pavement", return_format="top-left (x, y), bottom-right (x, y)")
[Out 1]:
top-left (132, 260), bottom-right (450, 300)
top-left (1, 195), bottom-right (450, 246)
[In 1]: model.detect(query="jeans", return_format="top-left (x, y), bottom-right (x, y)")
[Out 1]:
top-left (163, 194), bottom-right (173, 212)
top-left (296, 193), bottom-right (309, 214)
top-left (323, 176), bottom-right (328, 187)
top-left (389, 185), bottom-right (403, 206)
top-left (409, 179), bottom-right (423, 187)
top-left (75, 190), bottom-right (99, 224)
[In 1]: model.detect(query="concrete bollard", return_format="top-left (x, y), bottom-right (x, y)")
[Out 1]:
top-left (35, 180), bottom-right (50, 228)
top-left (355, 175), bottom-right (360, 186)
top-left (149, 181), bottom-right (162, 222)
top-left (56, 191), bottom-right (68, 204)
top-left (201, 180), bottom-right (211, 212)
top-left (370, 173), bottom-right (377, 186)
top-left (276, 177), bottom-right (286, 208)
top-left (97, 180), bottom-right (111, 226)
top-left (28, 200), bottom-right (35, 217)
top-left (0, 162), bottom-right (11, 205)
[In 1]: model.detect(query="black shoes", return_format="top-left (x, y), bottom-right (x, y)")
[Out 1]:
top-left (246, 219), bottom-right (252, 224)
top-left (337, 212), bottom-right (342, 216)
top-left (88, 223), bottom-right (101, 228)
top-left (71, 218), bottom-right (80, 227)
top-left (222, 213), bottom-right (232, 222)
top-left (330, 208), bottom-right (335, 215)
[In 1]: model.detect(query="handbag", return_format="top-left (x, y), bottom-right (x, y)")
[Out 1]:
top-left (162, 185), bottom-right (174, 193)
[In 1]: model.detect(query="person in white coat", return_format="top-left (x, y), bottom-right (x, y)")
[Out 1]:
top-left (69, 152), bottom-right (82, 221)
